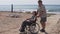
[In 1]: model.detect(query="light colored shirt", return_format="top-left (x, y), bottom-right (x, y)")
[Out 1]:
top-left (37, 5), bottom-right (47, 17)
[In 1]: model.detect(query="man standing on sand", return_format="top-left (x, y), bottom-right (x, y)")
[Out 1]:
top-left (37, 0), bottom-right (47, 32)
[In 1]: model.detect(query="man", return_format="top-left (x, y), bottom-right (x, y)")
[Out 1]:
top-left (37, 0), bottom-right (47, 32)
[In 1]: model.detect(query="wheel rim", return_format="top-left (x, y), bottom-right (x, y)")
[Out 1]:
top-left (30, 23), bottom-right (40, 33)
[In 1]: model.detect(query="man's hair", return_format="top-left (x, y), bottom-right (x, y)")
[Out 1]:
top-left (38, 0), bottom-right (42, 3)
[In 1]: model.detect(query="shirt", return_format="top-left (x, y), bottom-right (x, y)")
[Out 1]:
top-left (37, 5), bottom-right (47, 17)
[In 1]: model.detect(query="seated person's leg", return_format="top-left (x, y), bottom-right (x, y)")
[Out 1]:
top-left (20, 21), bottom-right (27, 32)
top-left (31, 21), bottom-right (36, 26)
top-left (20, 20), bottom-right (32, 32)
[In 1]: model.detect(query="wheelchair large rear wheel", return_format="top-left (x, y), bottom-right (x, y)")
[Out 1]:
top-left (30, 23), bottom-right (40, 33)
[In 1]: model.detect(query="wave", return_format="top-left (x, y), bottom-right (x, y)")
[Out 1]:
top-left (48, 9), bottom-right (60, 12)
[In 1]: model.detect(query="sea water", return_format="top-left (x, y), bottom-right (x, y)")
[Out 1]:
top-left (0, 5), bottom-right (60, 14)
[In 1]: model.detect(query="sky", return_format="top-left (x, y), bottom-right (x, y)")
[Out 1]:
top-left (0, 0), bottom-right (60, 5)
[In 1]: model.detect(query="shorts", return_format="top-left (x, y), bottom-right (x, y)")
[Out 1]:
top-left (40, 17), bottom-right (47, 23)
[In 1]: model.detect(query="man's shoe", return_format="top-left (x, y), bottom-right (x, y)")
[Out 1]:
top-left (20, 32), bottom-right (24, 34)
top-left (40, 29), bottom-right (45, 32)
top-left (20, 32), bottom-right (26, 34)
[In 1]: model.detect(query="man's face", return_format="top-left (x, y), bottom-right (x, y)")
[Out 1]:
top-left (38, 2), bottom-right (42, 6)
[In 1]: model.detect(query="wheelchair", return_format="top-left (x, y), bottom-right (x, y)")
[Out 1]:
top-left (25, 23), bottom-right (40, 34)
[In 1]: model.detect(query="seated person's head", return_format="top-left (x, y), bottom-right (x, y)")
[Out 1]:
top-left (32, 11), bottom-right (37, 16)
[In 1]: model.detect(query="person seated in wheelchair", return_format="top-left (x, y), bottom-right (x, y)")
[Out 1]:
top-left (19, 11), bottom-right (37, 33)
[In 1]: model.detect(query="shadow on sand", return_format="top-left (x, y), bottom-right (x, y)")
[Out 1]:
top-left (19, 32), bottom-right (48, 34)
top-left (44, 31), bottom-right (48, 34)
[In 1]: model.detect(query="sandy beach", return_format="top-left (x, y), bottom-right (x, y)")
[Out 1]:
top-left (0, 11), bottom-right (60, 34)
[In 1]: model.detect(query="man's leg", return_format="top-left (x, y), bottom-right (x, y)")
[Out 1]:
top-left (40, 22), bottom-right (46, 30)
top-left (40, 17), bottom-right (46, 32)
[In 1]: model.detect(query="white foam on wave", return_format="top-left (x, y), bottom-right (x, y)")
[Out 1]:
top-left (47, 12), bottom-right (60, 14)
top-left (13, 9), bottom-right (60, 14)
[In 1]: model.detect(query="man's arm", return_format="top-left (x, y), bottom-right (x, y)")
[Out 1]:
top-left (37, 10), bottom-right (39, 17)
top-left (37, 9), bottom-right (41, 17)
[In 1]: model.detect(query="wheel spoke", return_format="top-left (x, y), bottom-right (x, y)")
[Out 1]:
top-left (30, 23), bottom-right (40, 33)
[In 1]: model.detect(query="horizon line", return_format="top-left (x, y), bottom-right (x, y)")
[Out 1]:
top-left (0, 4), bottom-right (58, 5)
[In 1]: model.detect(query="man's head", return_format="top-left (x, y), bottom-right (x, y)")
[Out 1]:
top-left (38, 0), bottom-right (42, 6)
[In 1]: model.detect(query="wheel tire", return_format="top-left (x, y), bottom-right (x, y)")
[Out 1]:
top-left (30, 23), bottom-right (40, 33)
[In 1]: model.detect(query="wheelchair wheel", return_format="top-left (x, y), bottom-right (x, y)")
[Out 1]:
top-left (25, 25), bottom-right (32, 34)
top-left (30, 23), bottom-right (40, 33)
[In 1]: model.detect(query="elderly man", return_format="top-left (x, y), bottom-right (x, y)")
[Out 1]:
top-left (37, 0), bottom-right (47, 32)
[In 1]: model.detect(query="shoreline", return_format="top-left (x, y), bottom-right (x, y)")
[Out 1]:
top-left (0, 11), bottom-right (57, 17)
top-left (0, 11), bottom-right (60, 14)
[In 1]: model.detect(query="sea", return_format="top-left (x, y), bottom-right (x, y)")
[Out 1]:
top-left (0, 5), bottom-right (60, 14)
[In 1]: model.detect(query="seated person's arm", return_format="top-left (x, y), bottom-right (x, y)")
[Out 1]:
top-left (30, 16), bottom-right (37, 21)
top-left (26, 18), bottom-right (30, 21)
top-left (26, 18), bottom-right (30, 20)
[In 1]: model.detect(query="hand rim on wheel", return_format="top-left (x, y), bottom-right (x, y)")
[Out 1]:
top-left (30, 23), bottom-right (40, 33)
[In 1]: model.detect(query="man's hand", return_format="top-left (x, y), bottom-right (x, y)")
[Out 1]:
top-left (37, 14), bottom-right (41, 17)
top-left (37, 16), bottom-right (39, 17)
